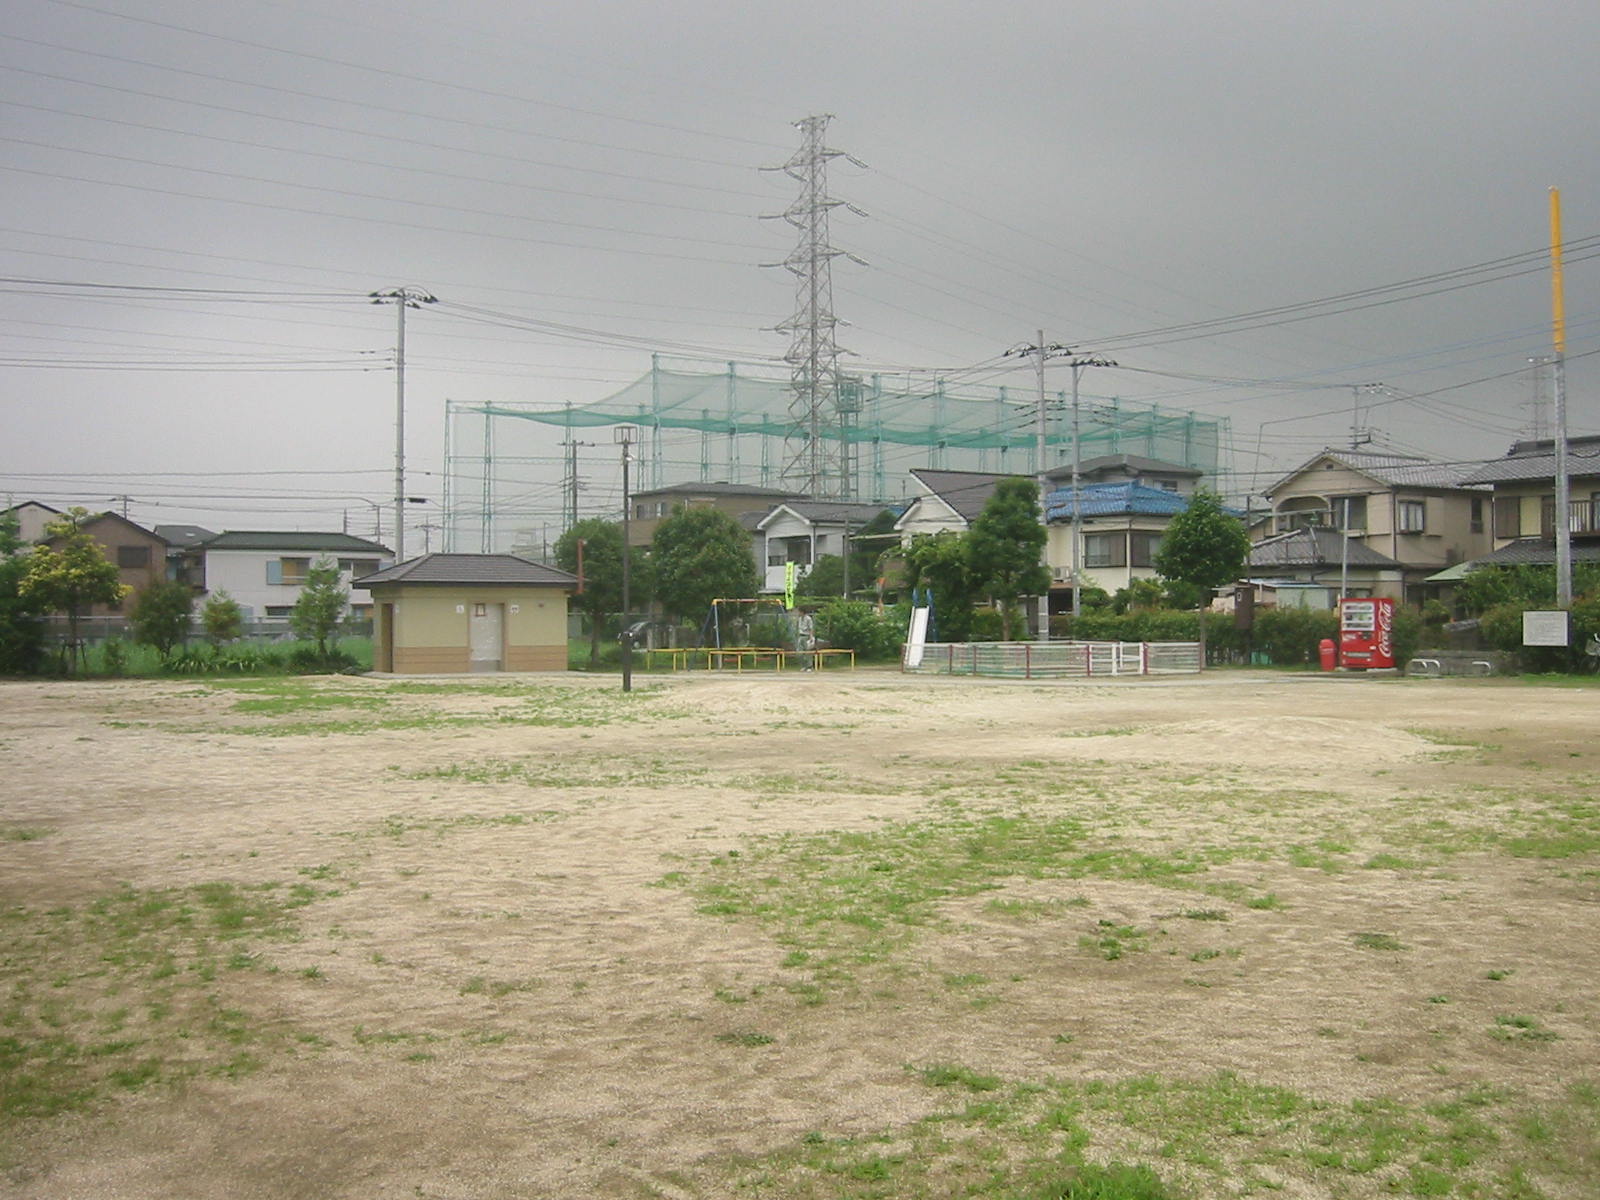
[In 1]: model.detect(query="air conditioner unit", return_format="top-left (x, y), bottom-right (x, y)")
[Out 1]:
top-left (1052, 567), bottom-right (1072, 581)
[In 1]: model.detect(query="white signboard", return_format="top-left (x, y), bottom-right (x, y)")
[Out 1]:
top-left (1523, 610), bottom-right (1570, 647)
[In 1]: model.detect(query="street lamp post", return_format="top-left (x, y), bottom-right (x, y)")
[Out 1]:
top-left (614, 424), bottom-right (638, 693)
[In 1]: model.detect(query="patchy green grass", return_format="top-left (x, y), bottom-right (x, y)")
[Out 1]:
top-left (0, 879), bottom-right (327, 1123)
top-left (703, 1066), bottom-right (1600, 1199)
top-left (156, 680), bottom-right (687, 737)
top-left (659, 813), bottom-right (1256, 992)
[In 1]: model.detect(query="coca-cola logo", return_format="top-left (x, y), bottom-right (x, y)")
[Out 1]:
top-left (1377, 600), bottom-right (1393, 659)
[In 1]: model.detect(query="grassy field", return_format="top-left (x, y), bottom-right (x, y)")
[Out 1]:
top-left (1, 671), bottom-right (1597, 1198)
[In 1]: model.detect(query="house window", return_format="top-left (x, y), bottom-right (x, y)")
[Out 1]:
top-left (265, 606), bottom-right (294, 619)
top-left (1084, 533), bottom-right (1126, 568)
top-left (1332, 495), bottom-right (1367, 531)
top-left (1398, 499), bottom-right (1426, 533)
top-left (117, 545), bottom-right (151, 568)
top-left (1129, 531), bottom-right (1162, 567)
top-left (1470, 496), bottom-right (1485, 534)
top-left (1493, 496), bottom-right (1521, 539)
top-left (267, 557), bottom-right (311, 585)
top-left (338, 558), bottom-right (379, 575)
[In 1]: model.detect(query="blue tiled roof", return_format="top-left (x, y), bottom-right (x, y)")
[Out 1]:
top-left (1043, 482), bottom-right (1193, 521)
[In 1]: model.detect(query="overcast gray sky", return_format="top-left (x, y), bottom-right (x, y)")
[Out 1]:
top-left (4, 0), bottom-right (1598, 551)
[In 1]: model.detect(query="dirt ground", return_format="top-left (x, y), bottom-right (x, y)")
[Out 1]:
top-left (2, 668), bottom-right (1597, 1198)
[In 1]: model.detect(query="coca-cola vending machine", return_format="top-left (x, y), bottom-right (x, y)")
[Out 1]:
top-left (1338, 597), bottom-right (1395, 670)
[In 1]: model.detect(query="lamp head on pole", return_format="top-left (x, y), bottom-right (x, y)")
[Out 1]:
top-left (613, 423), bottom-right (639, 447)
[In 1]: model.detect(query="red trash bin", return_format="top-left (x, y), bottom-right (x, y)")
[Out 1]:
top-left (1318, 638), bottom-right (1338, 671)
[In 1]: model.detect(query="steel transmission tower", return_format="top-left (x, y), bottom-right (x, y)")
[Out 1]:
top-left (764, 114), bottom-right (865, 498)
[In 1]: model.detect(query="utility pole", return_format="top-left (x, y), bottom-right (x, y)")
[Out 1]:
top-left (371, 286), bottom-right (437, 563)
top-left (1004, 334), bottom-right (1069, 640)
top-left (1065, 354), bottom-right (1116, 619)
top-left (561, 435), bottom-right (595, 533)
top-left (614, 424), bottom-right (639, 693)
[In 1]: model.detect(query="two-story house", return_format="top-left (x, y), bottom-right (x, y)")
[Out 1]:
top-left (892, 469), bottom-right (1010, 539)
top-left (2, 501), bottom-right (63, 545)
top-left (1260, 448), bottom-right (1492, 604)
top-left (625, 482), bottom-right (804, 547)
top-left (1039, 456), bottom-right (1213, 607)
top-left (152, 524), bottom-right (216, 591)
top-left (755, 501), bottom-right (893, 594)
top-left (44, 512), bottom-right (169, 616)
top-left (199, 531), bottom-right (392, 624)
top-left (1459, 436), bottom-right (1600, 570)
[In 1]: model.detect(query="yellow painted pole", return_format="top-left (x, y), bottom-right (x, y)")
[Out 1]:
top-left (1551, 187), bottom-right (1565, 354)
top-left (1550, 186), bottom-right (1573, 607)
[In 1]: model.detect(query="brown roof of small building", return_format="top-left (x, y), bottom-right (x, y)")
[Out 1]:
top-left (354, 553), bottom-right (577, 589)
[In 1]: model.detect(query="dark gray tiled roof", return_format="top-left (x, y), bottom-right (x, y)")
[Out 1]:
top-left (1472, 538), bottom-right (1600, 566)
top-left (907, 469), bottom-right (1021, 523)
top-left (1050, 453), bottom-right (1203, 480)
top-left (202, 531), bottom-right (391, 554)
top-left (761, 501), bottom-right (893, 526)
top-left (354, 553), bottom-right (577, 588)
top-left (1462, 443), bottom-right (1600, 485)
top-left (1249, 527), bottom-right (1402, 569)
top-left (153, 524), bottom-right (217, 547)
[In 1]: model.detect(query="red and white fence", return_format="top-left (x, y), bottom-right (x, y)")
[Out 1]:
top-left (903, 640), bottom-right (1201, 678)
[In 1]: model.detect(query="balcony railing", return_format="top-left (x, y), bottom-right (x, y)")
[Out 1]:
top-left (1540, 499), bottom-right (1600, 538)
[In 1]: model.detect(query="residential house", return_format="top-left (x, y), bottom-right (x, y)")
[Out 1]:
top-left (45, 512), bottom-right (169, 615)
top-left (1260, 448), bottom-right (1492, 603)
top-left (1039, 456), bottom-right (1218, 607)
top-left (1061, 454), bottom-right (1203, 496)
top-left (756, 500), bottom-right (893, 594)
top-left (1243, 526), bottom-right (1407, 609)
top-left (625, 481), bottom-right (804, 547)
top-left (199, 531), bottom-right (392, 624)
top-left (152, 524), bottom-right (216, 590)
top-left (1042, 481), bottom-right (1194, 604)
top-left (355, 553), bottom-right (576, 674)
top-left (3, 501), bottom-right (62, 545)
top-left (892, 469), bottom-right (1010, 539)
top-left (1459, 435), bottom-right (1600, 569)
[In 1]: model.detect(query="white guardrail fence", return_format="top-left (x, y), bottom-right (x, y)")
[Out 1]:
top-left (903, 640), bottom-right (1202, 678)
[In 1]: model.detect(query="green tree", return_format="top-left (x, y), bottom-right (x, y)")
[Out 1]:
top-left (19, 507), bottom-right (126, 672)
top-left (797, 554), bottom-right (849, 598)
top-left (0, 508), bottom-right (46, 674)
top-left (651, 506), bottom-right (758, 628)
top-left (289, 556), bottom-right (347, 658)
top-left (200, 589), bottom-right (245, 648)
top-left (1154, 488), bottom-right (1250, 604)
top-left (129, 579), bottom-right (194, 660)
top-left (966, 476), bottom-right (1049, 640)
top-left (902, 532), bottom-right (980, 642)
top-left (814, 598), bottom-right (903, 660)
top-left (555, 518), bottom-right (625, 666)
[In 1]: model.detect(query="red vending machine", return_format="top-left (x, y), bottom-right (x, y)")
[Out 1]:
top-left (1338, 597), bottom-right (1396, 670)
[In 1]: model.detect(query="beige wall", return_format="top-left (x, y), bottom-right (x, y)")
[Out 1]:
top-left (368, 585), bottom-right (570, 673)
top-left (1267, 465), bottom-right (1490, 571)
top-left (1488, 477), bottom-right (1600, 545)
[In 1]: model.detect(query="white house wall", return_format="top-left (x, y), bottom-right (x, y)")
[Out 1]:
top-left (203, 550), bottom-right (384, 620)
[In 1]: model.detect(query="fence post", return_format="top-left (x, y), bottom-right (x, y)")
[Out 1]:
top-left (1025, 642), bottom-right (1032, 679)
